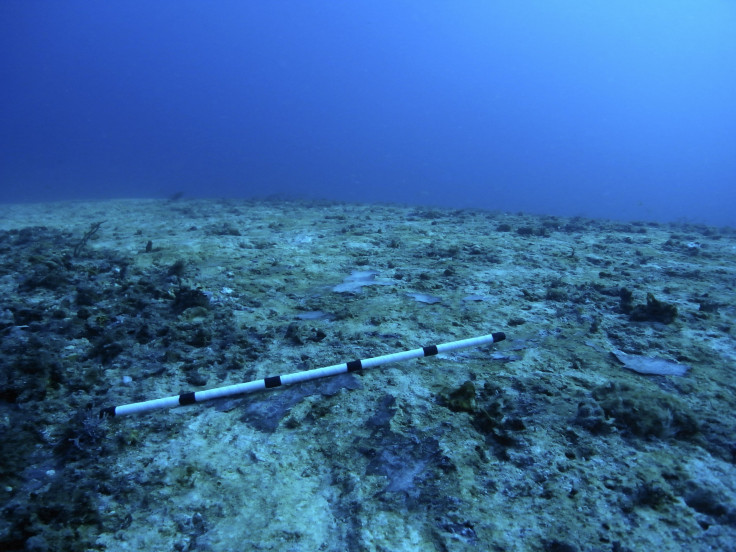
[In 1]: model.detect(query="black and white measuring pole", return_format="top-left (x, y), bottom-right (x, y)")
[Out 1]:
top-left (101, 331), bottom-right (505, 418)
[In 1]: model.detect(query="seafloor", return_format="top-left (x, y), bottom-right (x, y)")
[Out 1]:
top-left (1, 198), bottom-right (735, 552)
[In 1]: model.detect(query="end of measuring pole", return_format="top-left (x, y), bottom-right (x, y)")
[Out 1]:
top-left (492, 332), bottom-right (506, 343)
top-left (100, 406), bottom-right (116, 418)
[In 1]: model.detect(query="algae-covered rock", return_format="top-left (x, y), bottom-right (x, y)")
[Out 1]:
top-left (572, 398), bottom-right (610, 435)
top-left (629, 293), bottom-right (678, 324)
top-left (172, 287), bottom-right (210, 314)
top-left (591, 382), bottom-right (698, 439)
top-left (443, 380), bottom-right (477, 413)
top-left (619, 287), bottom-right (634, 314)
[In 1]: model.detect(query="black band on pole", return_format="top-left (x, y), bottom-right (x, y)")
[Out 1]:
top-left (492, 332), bottom-right (506, 342)
top-left (264, 376), bottom-right (282, 388)
top-left (422, 345), bottom-right (439, 356)
top-left (179, 392), bottom-right (197, 406)
top-left (346, 359), bottom-right (363, 372)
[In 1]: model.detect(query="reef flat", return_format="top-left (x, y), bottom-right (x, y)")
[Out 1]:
top-left (0, 198), bottom-right (735, 551)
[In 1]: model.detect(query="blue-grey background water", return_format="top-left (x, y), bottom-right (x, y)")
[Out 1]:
top-left (1, 1), bottom-right (735, 226)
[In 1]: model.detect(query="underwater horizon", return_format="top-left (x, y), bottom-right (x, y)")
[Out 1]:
top-left (1, 1), bottom-right (735, 227)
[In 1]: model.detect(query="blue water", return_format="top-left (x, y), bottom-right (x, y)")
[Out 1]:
top-left (2, 1), bottom-right (735, 226)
